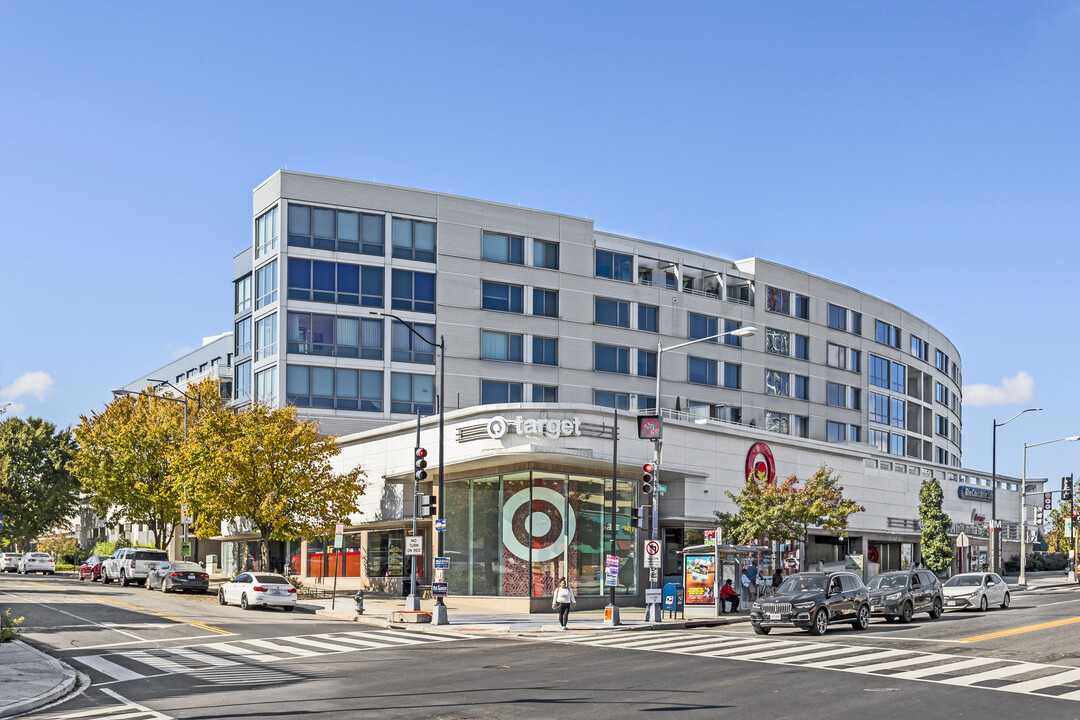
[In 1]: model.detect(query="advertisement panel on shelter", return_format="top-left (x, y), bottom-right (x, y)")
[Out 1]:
top-left (684, 554), bottom-right (716, 605)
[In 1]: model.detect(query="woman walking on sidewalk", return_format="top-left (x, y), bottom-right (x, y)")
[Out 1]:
top-left (552, 578), bottom-right (576, 629)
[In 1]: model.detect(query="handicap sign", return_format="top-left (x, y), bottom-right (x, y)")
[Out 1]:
top-left (435, 519), bottom-right (447, 532)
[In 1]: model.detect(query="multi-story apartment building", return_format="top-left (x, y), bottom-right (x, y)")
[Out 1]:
top-left (218, 170), bottom-right (1033, 608)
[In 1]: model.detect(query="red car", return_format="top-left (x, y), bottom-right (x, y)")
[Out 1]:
top-left (79, 555), bottom-right (108, 581)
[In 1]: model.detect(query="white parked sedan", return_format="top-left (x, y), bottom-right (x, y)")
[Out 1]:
top-left (18, 552), bottom-right (56, 575)
top-left (0, 553), bottom-right (22, 572)
top-left (942, 572), bottom-right (1010, 611)
top-left (218, 572), bottom-right (298, 611)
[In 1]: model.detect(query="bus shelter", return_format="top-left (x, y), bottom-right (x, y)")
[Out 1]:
top-left (681, 543), bottom-right (771, 615)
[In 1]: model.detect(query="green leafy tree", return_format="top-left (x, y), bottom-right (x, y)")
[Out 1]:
top-left (723, 465), bottom-right (865, 570)
top-left (175, 404), bottom-right (367, 572)
top-left (73, 379), bottom-right (222, 550)
top-left (1045, 505), bottom-right (1070, 553)
top-left (918, 477), bottom-right (954, 574)
top-left (38, 533), bottom-right (79, 565)
top-left (0, 417), bottom-right (80, 551)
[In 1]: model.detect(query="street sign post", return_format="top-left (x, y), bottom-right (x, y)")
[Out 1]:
top-left (604, 554), bottom-right (619, 586)
top-left (181, 541), bottom-right (192, 558)
top-left (405, 535), bottom-right (423, 556)
top-left (434, 518), bottom-right (447, 532)
top-left (644, 539), bottom-right (662, 569)
top-left (1045, 493), bottom-right (1054, 511)
top-left (434, 556), bottom-right (450, 570)
top-left (334, 522), bottom-right (345, 549)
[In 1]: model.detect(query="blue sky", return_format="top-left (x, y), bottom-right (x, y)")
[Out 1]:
top-left (2, 2), bottom-right (1078, 486)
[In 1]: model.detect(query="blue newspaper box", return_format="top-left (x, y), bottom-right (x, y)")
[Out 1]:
top-left (663, 583), bottom-right (683, 618)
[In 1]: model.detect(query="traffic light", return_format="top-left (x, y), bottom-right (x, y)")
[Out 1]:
top-left (642, 462), bottom-right (655, 495)
top-left (1034, 508), bottom-right (1044, 525)
top-left (632, 506), bottom-right (648, 529)
top-left (414, 447), bottom-right (428, 482)
top-left (420, 494), bottom-right (437, 518)
top-left (1063, 475), bottom-right (1073, 502)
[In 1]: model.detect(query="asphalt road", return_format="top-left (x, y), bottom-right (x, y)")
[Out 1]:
top-left (4, 574), bottom-right (1080, 719)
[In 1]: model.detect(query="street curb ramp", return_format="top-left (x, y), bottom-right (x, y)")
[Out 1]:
top-left (0, 640), bottom-right (79, 720)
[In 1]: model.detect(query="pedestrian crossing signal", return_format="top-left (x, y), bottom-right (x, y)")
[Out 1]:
top-left (420, 494), bottom-right (437, 518)
top-left (632, 506), bottom-right (648, 529)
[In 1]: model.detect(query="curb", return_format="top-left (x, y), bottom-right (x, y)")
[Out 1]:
top-left (0, 641), bottom-right (79, 720)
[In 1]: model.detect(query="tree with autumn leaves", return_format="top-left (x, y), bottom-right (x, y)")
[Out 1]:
top-left (718, 465), bottom-right (865, 570)
top-left (174, 404), bottom-right (366, 572)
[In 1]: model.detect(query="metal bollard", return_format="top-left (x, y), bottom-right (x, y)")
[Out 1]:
top-left (354, 589), bottom-right (365, 615)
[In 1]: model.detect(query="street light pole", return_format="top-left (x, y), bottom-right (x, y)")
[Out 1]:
top-left (370, 312), bottom-right (449, 623)
top-left (1019, 435), bottom-right (1080, 586)
top-left (991, 408), bottom-right (1040, 573)
top-left (645, 324), bottom-right (757, 622)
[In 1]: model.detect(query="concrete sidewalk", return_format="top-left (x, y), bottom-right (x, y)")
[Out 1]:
top-left (0, 640), bottom-right (78, 719)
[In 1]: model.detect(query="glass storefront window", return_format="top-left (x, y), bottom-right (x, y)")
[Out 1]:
top-left (367, 530), bottom-right (406, 577)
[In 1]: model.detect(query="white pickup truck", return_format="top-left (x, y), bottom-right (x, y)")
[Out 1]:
top-left (102, 547), bottom-right (170, 586)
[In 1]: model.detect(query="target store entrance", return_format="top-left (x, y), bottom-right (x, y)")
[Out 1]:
top-left (441, 469), bottom-right (639, 610)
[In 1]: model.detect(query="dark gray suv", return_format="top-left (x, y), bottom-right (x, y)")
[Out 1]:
top-left (751, 571), bottom-right (870, 636)
top-left (867, 569), bottom-right (943, 623)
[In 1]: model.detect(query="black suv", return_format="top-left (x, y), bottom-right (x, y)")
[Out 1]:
top-left (751, 571), bottom-right (870, 636)
top-left (867, 569), bottom-right (943, 623)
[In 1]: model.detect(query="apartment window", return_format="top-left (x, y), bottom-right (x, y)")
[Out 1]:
top-left (723, 320), bottom-right (744, 346)
top-left (827, 343), bottom-right (847, 370)
top-left (876, 320), bottom-right (901, 348)
top-left (827, 421), bottom-right (846, 443)
top-left (235, 317), bottom-right (252, 357)
top-left (533, 385), bottom-right (557, 403)
top-left (533, 239), bottom-right (559, 269)
top-left (935, 349), bottom-right (949, 373)
top-left (637, 349), bottom-right (657, 378)
top-left (766, 287), bottom-right (790, 315)
top-left (827, 382), bottom-right (845, 407)
top-left (869, 428), bottom-right (889, 453)
top-left (391, 218), bottom-right (436, 262)
top-left (794, 294), bottom-right (810, 320)
top-left (765, 328), bottom-right (790, 356)
top-left (235, 274), bottom-right (252, 314)
top-left (390, 373), bottom-right (435, 414)
top-left (287, 312), bottom-right (371, 359)
top-left (595, 344), bottom-right (630, 374)
top-left (481, 331), bottom-right (523, 363)
top-left (255, 314), bottom-right (277, 361)
top-left (391, 269), bottom-right (436, 313)
top-left (287, 259), bottom-right (384, 307)
top-left (287, 204), bottom-right (385, 256)
top-left (638, 304), bottom-right (659, 332)
top-left (532, 337), bottom-right (558, 366)
top-left (481, 281), bottom-right (523, 313)
top-left (254, 367), bottom-right (277, 406)
top-left (766, 412), bottom-right (789, 435)
top-left (869, 354), bottom-right (889, 388)
top-left (851, 312), bottom-right (862, 336)
top-left (234, 360), bottom-right (251, 401)
top-left (849, 350), bottom-right (861, 373)
top-left (666, 272), bottom-right (678, 290)
top-left (482, 231), bottom-right (524, 265)
top-left (392, 321), bottom-right (436, 364)
top-left (765, 370), bottom-right (789, 397)
top-left (255, 260), bottom-right (278, 309)
top-left (891, 398), bottom-right (905, 428)
top-left (794, 375), bottom-right (809, 400)
top-left (727, 281), bottom-right (751, 304)
top-left (637, 395), bottom-right (656, 411)
top-left (849, 426), bottom-right (861, 443)
top-left (596, 297), bottom-right (630, 327)
top-left (794, 334), bottom-right (809, 360)
top-left (688, 357), bottom-right (718, 386)
top-left (286, 365), bottom-right (371, 411)
top-left (935, 382), bottom-right (949, 405)
top-left (794, 416), bottom-right (809, 438)
top-left (911, 335), bottom-right (928, 362)
top-left (850, 388), bottom-right (861, 410)
top-left (869, 392), bottom-right (889, 424)
top-left (891, 433), bottom-right (905, 456)
top-left (594, 390), bottom-right (630, 410)
top-left (828, 304), bottom-right (847, 331)
top-left (533, 289), bottom-right (558, 318)
top-left (682, 275), bottom-right (695, 293)
top-left (595, 250), bottom-right (633, 282)
top-left (688, 313), bottom-right (718, 341)
top-left (891, 362), bottom-right (906, 393)
top-left (255, 206), bottom-right (279, 259)
top-left (481, 380), bottom-right (523, 404)
top-left (638, 267), bottom-right (653, 285)
top-left (936, 447), bottom-right (948, 465)
top-left (723, 363), bottom-right (741, 389)
top-left (935, 414), bottom-right (949, 437)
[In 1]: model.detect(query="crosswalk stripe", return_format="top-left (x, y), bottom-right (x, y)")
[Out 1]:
top-left (241, 638), bottom-right (321, 657)
top-left (74, 655), bottom-right (150, 682)
top-left (668, 638), bottom-right (761, 655)
top-left (851, 653), bottom-right (950, 674)
top-left (278, 636), bottom-right (363, 652)
top-left (889, 657), bottom-right (1001, 679)
top-left (203, 641), bottom-right (280, 663)
top-left (125, 651), bottom-right (191, 674)
top-left (699, 641), bottom-right (815, 660)
top-left (800, 648), bottom-right (911, 669)
top-left (766, 645), bottom-right (875, 664)
top-left (1005, 668), bottom-right (1080, 694)
top-left (601, 634), bottom-right (701, 649)
top-left (340, 630), bottom-right (432, 645)
top-left (165, 647), bottom-right (239, 667)
top-left (940, 661), bottom-right (1051, 686)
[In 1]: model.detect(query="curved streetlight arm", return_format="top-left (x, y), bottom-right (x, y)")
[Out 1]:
top-left (368, 311), bottom-right (445, 352)
top-left (995, 408), bottom-right (1043, 428)
top-left (147, 378), bottom-right (201, 408)
top-left (111, 388), bottom-right (186, 406)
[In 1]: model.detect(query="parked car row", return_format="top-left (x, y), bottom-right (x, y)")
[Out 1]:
top-left (751, 570), bottom-right (1009, 636)
top-left (0, 552), bottom-right (56, 574)
top-left (76, 549), bottom-right (208, 593)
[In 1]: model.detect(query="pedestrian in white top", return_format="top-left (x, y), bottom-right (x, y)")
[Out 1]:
top-left (552, 578), bottom-right (576, 629)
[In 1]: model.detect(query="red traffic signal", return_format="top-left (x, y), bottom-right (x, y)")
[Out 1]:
top-left (642, 463), bottom-right (655, 494)
top-left (416, 448), bottom-right (427, 459)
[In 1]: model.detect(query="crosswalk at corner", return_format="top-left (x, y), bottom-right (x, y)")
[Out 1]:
top-left (27, 699), bottom-right (172, 720)
top-left (70, 629), bottom-right (464, 685)
top-left (545, 631), bottom-right (1080, 702)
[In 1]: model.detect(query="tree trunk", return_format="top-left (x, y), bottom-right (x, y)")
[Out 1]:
top-left (260, 530), bottom-right (271, 575)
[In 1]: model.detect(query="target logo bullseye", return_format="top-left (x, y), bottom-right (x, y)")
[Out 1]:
top-left (501, 487), bottom-right (577, 562)
top-left (745, 442), bottom-right (776, 483)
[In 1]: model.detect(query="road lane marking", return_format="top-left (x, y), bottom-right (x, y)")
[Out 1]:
top-left (99, 688), bottom-right (174, 719)
top-left (958, 615), bottom-right (1080, 642)
top-left (1005, 667), bottom-right (1080, 694)
top-left (889, 657), bottom-right (1000, 679)
top-left (940, 661), bottom-right (1047, 686)
top-left (242, 638), bottom-right (321, 657)
top-left (75, 654), bottom-right (150, 681)
top-left (203, 641), bottom-right (280, 663)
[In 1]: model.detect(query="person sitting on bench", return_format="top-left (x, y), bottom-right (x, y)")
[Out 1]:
top-left (719, 578), bottom-right (741, 613)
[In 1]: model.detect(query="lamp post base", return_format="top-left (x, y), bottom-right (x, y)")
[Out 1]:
top-left (645, 602), bottom-right (662, 622)
top-left (603, 605), bottom-right (621, 626)
top-left (404, 594), bottom-right (421, 612)
top-left (432, 603), bottom-right (449, 625)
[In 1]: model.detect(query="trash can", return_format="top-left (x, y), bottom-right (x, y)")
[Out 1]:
top-left (663, 582), bottom-right (684, 619)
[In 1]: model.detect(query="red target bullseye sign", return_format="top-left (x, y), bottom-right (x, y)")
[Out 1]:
top-left (745, 442), bottom-right (776, 483)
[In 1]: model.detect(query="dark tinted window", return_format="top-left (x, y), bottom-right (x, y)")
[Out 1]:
top-left (234, 574), bottom-right (251, 583)
top-left (172, 562), bottom-right (204, 572)
top-left (135, 551), bottom-right (169, 561)
top-left (920, 572), bottom-right (937, 586)
top-left (839, 575), bottom-right (860, 592)
top-left (254, 574), bottom-right (289, 584)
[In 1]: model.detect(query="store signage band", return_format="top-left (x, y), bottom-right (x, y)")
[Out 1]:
top-left (486, 415), bottom-right (582, 440)
top-left (958, 486), bottom-right (993, 502)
